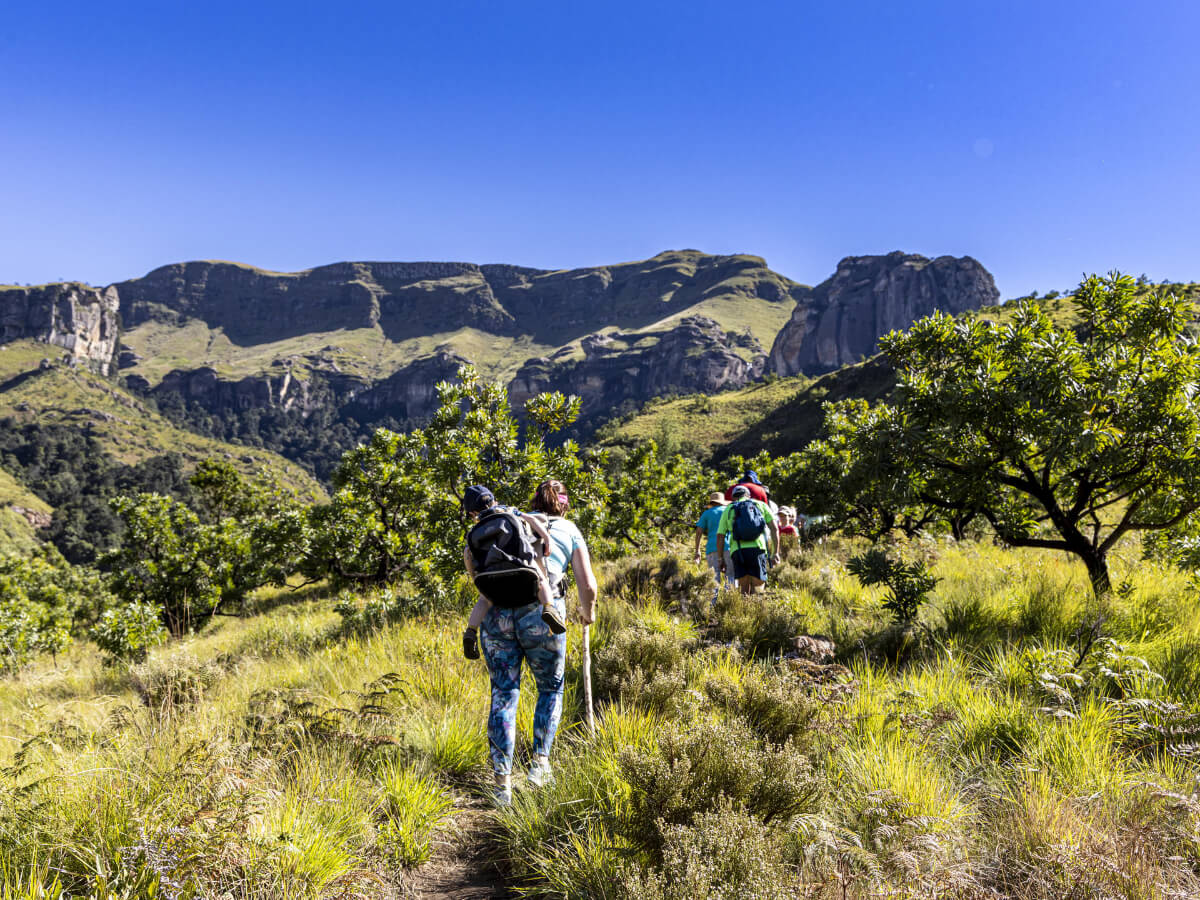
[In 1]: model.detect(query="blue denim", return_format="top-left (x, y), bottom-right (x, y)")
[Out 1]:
top-left (480, 595), bottom-right (567, 776)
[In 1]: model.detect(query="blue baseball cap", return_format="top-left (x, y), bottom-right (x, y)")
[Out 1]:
top-left (463, 485), bottom-right (495, 513)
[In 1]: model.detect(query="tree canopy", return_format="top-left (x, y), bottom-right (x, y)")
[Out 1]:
top-left (799, 274), bottom-right (1200, 594)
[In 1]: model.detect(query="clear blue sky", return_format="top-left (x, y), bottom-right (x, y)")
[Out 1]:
top-left (2, 1), bottom-right (1197, 298)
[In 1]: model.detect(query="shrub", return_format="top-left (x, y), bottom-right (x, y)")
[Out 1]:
top-left (847, 548), bottom-right (937, 625)
top-left (620, 716), bottom-right (820, 856)
top-left (128, 653), bottom-right (222, 715)
top-left (704, 665), bottom-right (824, 746)
top-left (710, 590), bottom-right (803, 657)
top-left (595, 625), bottom-right (691, 712)
top-left (623, 803), bottom-right (794, 900)
top-left (90, 601), bottom-right (167, 664)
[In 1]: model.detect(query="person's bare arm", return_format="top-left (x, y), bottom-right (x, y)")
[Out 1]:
top-left (464, 545), bottom-right (476, 578)
top-left (769, 521), bottom-right (781, 562)
top-left (693, 528), bottom-right (704, 561)
top-left (716, 533), bottom-right (727, 572)
top-left (572, 544), bottom-right (598, 625)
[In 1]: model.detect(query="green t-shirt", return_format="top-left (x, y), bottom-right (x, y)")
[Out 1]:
top-left (717, 500), bottom-right (776, 552)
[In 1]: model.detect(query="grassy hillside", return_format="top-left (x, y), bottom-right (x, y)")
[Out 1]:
top-left (601, 355), bottom-right (895, 461)
top-left (0, 467), bottom-right (51, 554)
top-left (2, 537), bottom-right (1198, 897)
top-left (0, 340), bottom-right (324, 499)
top-left (120, 320), bottom-right (562, 385)
top-left (605, 283), bottom-right (1200, 462)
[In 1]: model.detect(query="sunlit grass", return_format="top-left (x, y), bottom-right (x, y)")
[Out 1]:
top-left (3, 538), bottom-right (1200, 896)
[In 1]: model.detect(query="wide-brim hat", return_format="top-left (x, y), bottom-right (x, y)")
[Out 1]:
top-left (707, 492), bottom-right (725, 505)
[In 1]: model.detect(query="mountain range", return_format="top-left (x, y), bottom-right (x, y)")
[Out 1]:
top-left (0, 248), bottom-right (1002, 551)
top-left (4, 249), bottom-right (999, 436)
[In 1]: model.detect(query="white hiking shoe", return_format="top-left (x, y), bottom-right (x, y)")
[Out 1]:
top-left (527, 755), bottom-right (554, 789)
top-left (492, 784), bottom-right (513, 807)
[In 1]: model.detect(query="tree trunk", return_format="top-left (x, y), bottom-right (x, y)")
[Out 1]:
top-left (1080, 549), bottom-right (1111, 598)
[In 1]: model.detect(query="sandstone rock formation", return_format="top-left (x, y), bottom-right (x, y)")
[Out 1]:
top-left (0, 283), bottom-right (120, 374)
top-left (152, 354), bottom-right (370, 417)
top-left (770, 253), bottom-right (999, 376)
top-left (348, 349), bottom-right (470, 422)
top-left (113, 251), bottom-right (798, 347)
top-left (508, 316), bottom-right (766, 417)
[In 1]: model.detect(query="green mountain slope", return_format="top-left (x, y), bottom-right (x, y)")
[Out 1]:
top-left (0, 340), bottom-right (324, 500)
top-left (0, 467), bottom-right (51, 554)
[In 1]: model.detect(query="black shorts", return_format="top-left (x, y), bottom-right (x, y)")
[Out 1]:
top-left (731, 547), bottom-right (768, 582)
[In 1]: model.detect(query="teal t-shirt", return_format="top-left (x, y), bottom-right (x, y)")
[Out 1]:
top-left (695, 505), bottom-right (726, 555)
top-left (543, 517), bottom-right (585, 582)
top-left (717, 500), bottom-right (776, 552)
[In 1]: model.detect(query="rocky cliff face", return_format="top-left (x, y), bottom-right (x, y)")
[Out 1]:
top-left (152, 359), bottom-right (369, 417)
top-left (0, 283), bottom-right (120, 374)
top-left (114, 251), bottom-right (798, 347)
top-left (508, 316), bottom-right (766, 417)
top-left (770, 253), bottom-right (999, 376)
top-left (348, 350), bottom-right (470, 422)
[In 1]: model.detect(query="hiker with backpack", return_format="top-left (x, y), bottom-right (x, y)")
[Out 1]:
top-left (462, 486), bottom-right (566, 659)
top-left (723, 470), bottom-right (769, 504)
top-left (716, 484), bottom-right (781, 594)
top-left (464, 480), bottom-right (598, 806)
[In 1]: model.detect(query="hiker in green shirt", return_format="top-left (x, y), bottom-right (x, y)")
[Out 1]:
top-left (716, 484), bottom-right (780, 595)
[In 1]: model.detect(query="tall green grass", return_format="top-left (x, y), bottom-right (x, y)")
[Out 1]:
top-left (2, 538), bottom-right (1200, 897)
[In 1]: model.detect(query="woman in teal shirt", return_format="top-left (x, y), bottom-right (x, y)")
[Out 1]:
top-left (693, 492), bottom-right (733, 592)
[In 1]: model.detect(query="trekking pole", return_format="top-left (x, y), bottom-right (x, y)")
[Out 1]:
top-left (581, 623), bottom-right (596, 738)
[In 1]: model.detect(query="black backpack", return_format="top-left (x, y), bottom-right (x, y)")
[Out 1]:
top-left (467, 507), bottom-right (543, 608)
top-left (730, 499), bottom-right (766, 543)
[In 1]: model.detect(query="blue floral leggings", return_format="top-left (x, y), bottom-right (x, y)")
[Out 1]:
top-left (480, 595), bottom-right (566, 776)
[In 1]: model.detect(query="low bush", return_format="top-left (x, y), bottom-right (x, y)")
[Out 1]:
top-left (595, 625), bottom-right (691, 712)
top-left (704, 665), bottom-right (826, 746)
top-left (623, 802), bottom-right (795, 900)
top-left (620, 715), bottom-right (820, 857)
top-left (710, 589), bottom-right (803, 657)
top-left (128, 653), bottom-right (222, 715)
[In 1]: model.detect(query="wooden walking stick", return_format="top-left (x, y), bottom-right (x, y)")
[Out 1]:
top-left (581, 623), bottom-right (596, 737)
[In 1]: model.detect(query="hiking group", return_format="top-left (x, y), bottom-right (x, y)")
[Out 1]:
top-left (458, 471), bottom-right (799, 806)
top-left (693, 470), bottom-right (802, 599)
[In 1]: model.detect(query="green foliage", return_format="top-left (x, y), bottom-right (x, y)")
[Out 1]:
top-left (601, 440), bottom-right (713, 553)
top-left (847, 548), bottom-right (938, 624)
top-left (810, 275), bottom-right (1200, 594)
top-left (105, 494), bottom-right (225, 636)
top-left (306, 365), bottom-right (605, 601)
top-left (105, 465), bottom-right (308, 636)
top-left (0, 548), bottom-right (114, 671)
top-left (89, 601), bottom-right (167, 664)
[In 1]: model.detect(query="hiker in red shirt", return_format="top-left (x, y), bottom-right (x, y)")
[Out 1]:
top-left (723, 470), bottom-right (769, 504)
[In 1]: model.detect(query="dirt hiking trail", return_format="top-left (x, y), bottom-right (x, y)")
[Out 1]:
top-left (402, 804), bottom-right (511, 899)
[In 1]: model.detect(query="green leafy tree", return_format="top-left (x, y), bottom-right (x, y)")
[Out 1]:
top-left (0, 547), bottom-right (115, 670)
top-left (307, 365), bottom-right (606, 600)
top-left (106, 494), bottom-right (225, 636)
top-left (828, 274), bottom-right (1200, 595)
top-left (789, 401), bottom-right (975, 539)
top-left (602, 440), bottom-right (713, 551)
